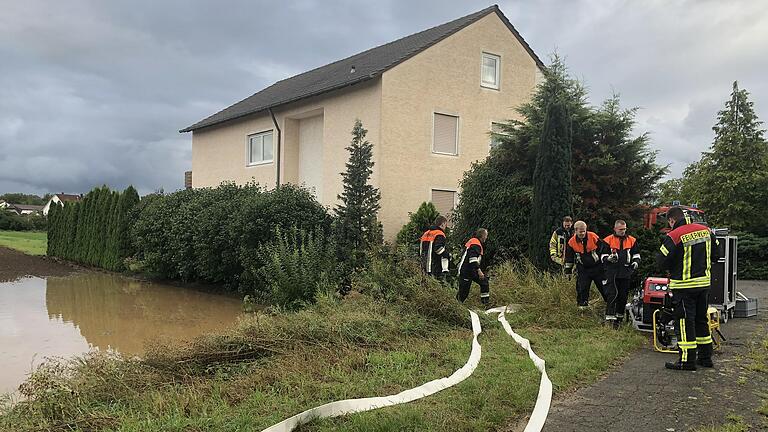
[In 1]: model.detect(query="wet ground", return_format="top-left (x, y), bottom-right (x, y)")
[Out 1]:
top-left (523, 280), bottom-right (768, 432)
top-left (0, 246), bottom-right (75, 282)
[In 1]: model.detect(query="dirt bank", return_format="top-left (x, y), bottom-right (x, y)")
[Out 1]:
top-left (0, 246), bottom-right (77, 282)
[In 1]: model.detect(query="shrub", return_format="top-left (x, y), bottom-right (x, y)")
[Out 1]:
top-left (395, 202), bottom-right (440, 254)
top-left (234, 184), bottom-right (332, 291)
top-left (734, 231), bottom-right (768, 280)
top-left (0, 211), bottom-right (32, 231)
top-left (252, 227), bottom-right (340, 310)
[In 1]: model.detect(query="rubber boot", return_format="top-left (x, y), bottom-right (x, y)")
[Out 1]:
top-left (696, 343), bottom-right (714, 368)
top-left (665, 348), bottom-right (697, 371)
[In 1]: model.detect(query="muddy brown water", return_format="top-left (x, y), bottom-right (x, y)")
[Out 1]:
top-left (0, 272), bottom-right (244, 394)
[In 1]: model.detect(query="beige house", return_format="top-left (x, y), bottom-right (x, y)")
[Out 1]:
top-left (181, 5), bottom-right (543, 238)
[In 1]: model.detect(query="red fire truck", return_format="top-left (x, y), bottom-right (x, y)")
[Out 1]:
top-left (643, 203), bottom-right (707, 231)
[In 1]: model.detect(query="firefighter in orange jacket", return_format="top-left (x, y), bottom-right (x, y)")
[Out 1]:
top-left (601, 220), bottom-right (640, 328)
top-left (419, 216), bottom-right (450, 280)
top-left (457, 228), bottom-right (489, 304)
top-left (564, 221), bottom-right (605, 309)
top-left (656, 206), bottom-right (720, 371)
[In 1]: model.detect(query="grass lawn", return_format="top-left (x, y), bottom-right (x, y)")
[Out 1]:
top-left (0, 230), bottom-right (47, 255)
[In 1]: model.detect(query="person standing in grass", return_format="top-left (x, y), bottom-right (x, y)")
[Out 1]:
top-left (419, 215), bottom-right (451, 280)
top-left (549, 216), bottom-right (574, 270)
top-left (457, 228), bottom-right (489, 305)
top-left (564, 221), bottom-right (605, 309)
top-left (600, 220), bottom-right (640, 328)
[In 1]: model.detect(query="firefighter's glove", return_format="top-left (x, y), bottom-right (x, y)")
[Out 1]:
top-left (607, 254), bottom-right (619, 263)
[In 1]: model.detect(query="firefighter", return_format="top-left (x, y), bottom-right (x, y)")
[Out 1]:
top-left (656, 206), bottom-right (720, 371)
top-left (457, 228), bottom-right (489, 304)
top-left (549, 216), bottom-right (574, 269)
top-left (601, 220), bottom-right (640, 328)
top-left (564, 221), bottom-right (604, 309)
top-left (419, 216), bottom-right (450, 280)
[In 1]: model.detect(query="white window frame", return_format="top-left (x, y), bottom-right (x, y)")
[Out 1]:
top-left (489, 121), bottom-right (512, 149)
top-left (246, 130), bottom-right (274, 166)
top-left (481, 52), bottom-right (501, 90)
top-left (432, 111), bottom-right (460, 156)
top-left (429, 187), bottom-right (459, 217)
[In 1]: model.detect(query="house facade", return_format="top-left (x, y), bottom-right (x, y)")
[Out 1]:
top-left (182, 6), bottom-right (543, 238)
top-left (42, 193), bottom-right (82, 216)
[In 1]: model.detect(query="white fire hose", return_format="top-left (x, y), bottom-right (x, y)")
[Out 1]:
top-left (262, 306), bottom-right (551, 432)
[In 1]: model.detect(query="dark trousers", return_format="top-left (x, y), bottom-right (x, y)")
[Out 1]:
top-left (671, 287), bottom-right (712, 365)
top-left (457, 273), bottom-right (490, 303)
top-left (604, 275), bottom-right (631, 320)
top-left (575, 266), bottom-right (603, 306)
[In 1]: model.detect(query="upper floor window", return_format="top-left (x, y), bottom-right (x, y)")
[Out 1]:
top-left (433, 113), bottom-right (459, 155)
top-left (247, 130), bottom-right (274, 165)
top-left (481, 52), bottom-right (500, 89)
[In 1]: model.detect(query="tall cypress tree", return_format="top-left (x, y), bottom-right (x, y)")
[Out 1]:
top-left (47, 202), bottom-right (59, 256)
top-left (116, 186), bottom-right (140, 269)
top-left (334, 119), bottom-right (382, 270)
top-left (692, 82), bottom-right (768, 233)
top-left (529, 59), bottom-right (573, 269)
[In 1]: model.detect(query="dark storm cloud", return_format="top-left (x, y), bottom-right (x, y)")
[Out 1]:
top-left (0, 0), bottom-right (765, 195)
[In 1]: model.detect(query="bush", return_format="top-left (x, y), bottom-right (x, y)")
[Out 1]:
top-left (0, 211), bottom-right (33, 231)
top-left (395, 202), bottom-right (440, 254)
top-left (252, 227), bottom-right (340, 310)
top-left (131, 183), bottom-right (332, 293)
top-left (735, 231), bottom-right (768, 280)
top-left (632, 225), bottom-right (667, 284)
top-left (452, 157), bottom-right (533, 265)
top-left (235, 185), bottom-right (332, 291)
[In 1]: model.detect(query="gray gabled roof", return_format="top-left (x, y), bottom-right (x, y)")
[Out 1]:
top-left (180, 5), bottom-right (543, 133)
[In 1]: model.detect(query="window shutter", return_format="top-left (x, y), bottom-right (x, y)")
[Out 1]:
top-left (431, 189), bottom-right (456, 219)
top-left (433, 113), bottom-right (458, 154)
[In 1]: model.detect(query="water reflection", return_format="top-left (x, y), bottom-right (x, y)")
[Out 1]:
top-left (0, 274), bottom-right (243, 394)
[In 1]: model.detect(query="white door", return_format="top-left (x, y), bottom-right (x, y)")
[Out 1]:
top-left (298, 115), bottom-right (324, 202)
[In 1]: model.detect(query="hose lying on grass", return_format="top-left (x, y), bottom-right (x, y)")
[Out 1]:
top-left (261, 305), bottom-right (552, 432)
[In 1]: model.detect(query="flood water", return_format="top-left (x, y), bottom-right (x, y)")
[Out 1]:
top-left (0, 273), bottom-right (244, 394)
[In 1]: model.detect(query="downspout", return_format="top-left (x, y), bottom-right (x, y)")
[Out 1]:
top-left (268, 107), bottom-right (282, 186)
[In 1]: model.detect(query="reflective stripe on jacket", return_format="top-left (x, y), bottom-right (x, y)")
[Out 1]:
top-left (419, 226), bottom-right (448, 274)
top-left (657, 220), bottom-right (719, 289)
top-left (458, 237), bottom-right (483, 276)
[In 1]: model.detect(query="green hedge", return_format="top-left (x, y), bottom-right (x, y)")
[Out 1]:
top-left (130, 183), bottom-right (332, 292)
top-left (0, 212), bottom-right (47, 231)
top-left (47, 186), bottom-right (139, 271)
top-left (735, 232), bottom-right (768, 280)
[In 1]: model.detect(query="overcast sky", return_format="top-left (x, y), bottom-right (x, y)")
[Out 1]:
top-left (1, 0), bottom-right (766, 196)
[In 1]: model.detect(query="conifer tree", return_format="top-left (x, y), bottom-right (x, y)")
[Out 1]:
top-left (693, 82), bottom-right (768, 233)
top-left (529, 60), bottom-right (573, 269)
top-left (47, 202), bottom-right (59, 256)
top-left (117, 186), bottom-right (140, 264)
top-left (334, 119), bottom-right (382, 269)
